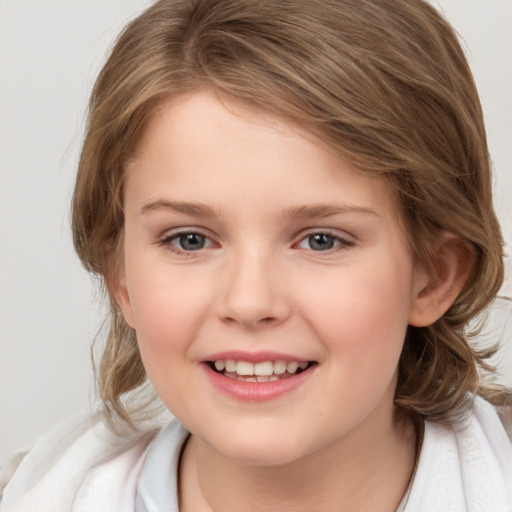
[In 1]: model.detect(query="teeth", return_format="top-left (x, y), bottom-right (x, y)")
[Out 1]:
top-left (273, 360), bottom-right (287, 375)
top-left (225, 359), bottom-right (236, 372)
top-left (254, 361), bottom-right (273, 376)
top-left (236, 361), bottom-right (254, 376)
top-left (287, 362), bottom-right (299, 373)
top-left (211, 359), bottom-right (311, 379)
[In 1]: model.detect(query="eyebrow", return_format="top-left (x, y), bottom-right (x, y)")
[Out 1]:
top-left (140, 200), bottom-right (379, 220)
top-left (284, 204), bottom-right (379, 220)
top-left (141, 200), bottom-right (221, 217)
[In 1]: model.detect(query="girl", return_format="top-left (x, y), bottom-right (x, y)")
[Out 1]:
top-left (1, 0), bottom-right (511, 510)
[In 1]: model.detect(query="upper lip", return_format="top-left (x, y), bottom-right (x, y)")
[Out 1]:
top-left (202, 350), bottom-right (313, 364)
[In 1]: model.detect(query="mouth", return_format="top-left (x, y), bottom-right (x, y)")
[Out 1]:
top-left (206, 359), bottom-right (316, 382)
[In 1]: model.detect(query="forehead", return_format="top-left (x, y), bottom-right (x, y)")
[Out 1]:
top-left (125, 91), bottom-right (400, 220)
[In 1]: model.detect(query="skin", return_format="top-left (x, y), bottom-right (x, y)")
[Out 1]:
top-left (115, 90), bottom-right (467, 511)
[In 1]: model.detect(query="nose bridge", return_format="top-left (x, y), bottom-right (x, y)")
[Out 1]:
top-left (219, 242), bottom-right (288, 327)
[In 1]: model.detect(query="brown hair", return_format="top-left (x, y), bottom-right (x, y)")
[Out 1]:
top-left (72, 0), bottom-right (510, 430)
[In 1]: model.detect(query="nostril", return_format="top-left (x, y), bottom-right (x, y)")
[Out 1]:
top-left (222, 315), bottom-right (278, 327)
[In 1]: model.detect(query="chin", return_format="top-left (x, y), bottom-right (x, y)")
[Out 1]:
top-left (220, 444), bottom-right (306, 467)
top-left (207, 424), bottom-right (321, 467)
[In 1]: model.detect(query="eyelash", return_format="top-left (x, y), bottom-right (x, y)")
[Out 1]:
top-left (158, 229), bottom-right (355, 256)
top-left (295, 230), bottom-right (355, 253)
top-left (159, 230), bottom-right (215, 257)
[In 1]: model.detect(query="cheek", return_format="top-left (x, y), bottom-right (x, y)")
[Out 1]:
top-left (126, 280), bottom-right (206, 403)
top-left (122, 255), bottom-right (210, 368)
top-left (129, 283), bottom-right (204, 348)
top-left (298, 257), bottom-right (413, 363)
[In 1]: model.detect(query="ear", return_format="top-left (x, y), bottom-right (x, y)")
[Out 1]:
top-left (108, 265), bottom-right (136, 330)
top-left (408, 234), bottom-right (473, 327)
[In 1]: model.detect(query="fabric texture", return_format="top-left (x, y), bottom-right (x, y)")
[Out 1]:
top-left (0, 411), bottom-right (162, 512)
top-left (134, 421), bottom-right (189, 512)
top-left (397, 397), bottom-right (512, 511)
top-left (1, 396), bottom-right (511, 512)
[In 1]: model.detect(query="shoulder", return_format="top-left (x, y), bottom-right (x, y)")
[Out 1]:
top-left (403, 396), bottom-right (512, 512)
top-left (463, 396), bottom-right (512, 481)
top-left (496, 403), bottom-right (512, 442)
top-left (0, 408), bottom-right (168, 512)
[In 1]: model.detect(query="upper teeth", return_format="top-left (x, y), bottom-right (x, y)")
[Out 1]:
top-left (214, 360), bottom-right (308, 376)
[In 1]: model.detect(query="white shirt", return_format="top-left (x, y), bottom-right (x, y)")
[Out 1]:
top-left (1, 396), bottom-right (511, 511)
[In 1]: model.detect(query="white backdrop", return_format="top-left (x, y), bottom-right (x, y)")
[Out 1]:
top-left (1, 0), bottom-right (511, 460)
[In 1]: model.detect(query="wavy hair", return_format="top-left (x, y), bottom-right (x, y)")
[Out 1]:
top-left (72, 0), bottom-right (510, 430)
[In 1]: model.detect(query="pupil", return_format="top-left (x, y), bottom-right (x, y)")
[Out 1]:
top-left (180, 233), bottom-right (205, 250)
top-left (309, 234), bottom-right (334, 251)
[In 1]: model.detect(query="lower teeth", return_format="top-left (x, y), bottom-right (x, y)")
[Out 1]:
top-left (209, 362), bottom-right (311, 381)
top-left (222, 371), bottom-right (297, 382)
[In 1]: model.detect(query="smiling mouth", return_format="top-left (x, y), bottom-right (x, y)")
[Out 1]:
top-left (207, 359), bottom-right (316, 382)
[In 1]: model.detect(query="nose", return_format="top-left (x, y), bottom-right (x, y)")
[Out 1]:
top-left (217, 248), bottom-right (290, 329)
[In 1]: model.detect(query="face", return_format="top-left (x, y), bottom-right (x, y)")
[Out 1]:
top-left (117, 91), bottom-right (425, 466)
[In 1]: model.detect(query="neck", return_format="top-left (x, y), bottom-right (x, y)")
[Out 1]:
top-left (179, 406), bottom-right (418, 512)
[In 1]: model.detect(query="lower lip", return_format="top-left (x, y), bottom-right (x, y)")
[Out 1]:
top-left (203, 364), bottom-right (314, 402)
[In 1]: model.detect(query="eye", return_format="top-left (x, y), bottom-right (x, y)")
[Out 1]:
top-left (305, 233), bottom-right (336, 251)
top-left (163, 231), bottom-right (213, 252)
top-left (177, 233), bottom-right (207, 250)
top-left (297, 232), bottom-right (353, 252)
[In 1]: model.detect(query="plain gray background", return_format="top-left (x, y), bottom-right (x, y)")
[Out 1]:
top-left (1, 0), bottom-right (511, 460)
